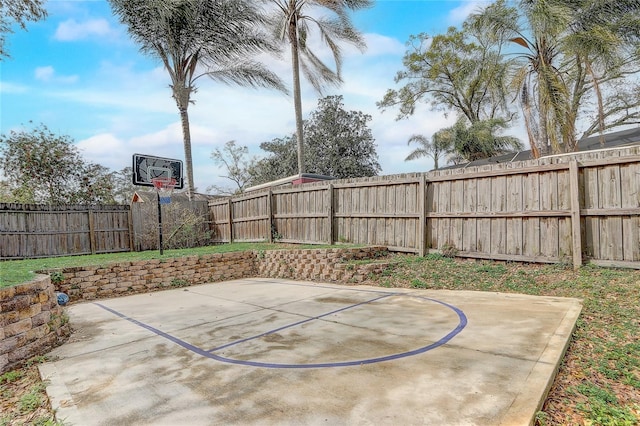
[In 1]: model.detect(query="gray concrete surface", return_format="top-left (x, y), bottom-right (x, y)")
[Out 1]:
top-left (39, 278), bottom-right (582, 426)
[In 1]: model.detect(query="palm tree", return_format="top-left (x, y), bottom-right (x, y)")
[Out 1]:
top-left (405, 118), bottom-right (522, 168)
top-left (405, 132), bottom-right (453, 171)
top-left (109, 0), bottom-right (286, 199)
top-left (471, 0), bottom-right (640, 158)
top-left (266, 0), bottom-right (371, 175)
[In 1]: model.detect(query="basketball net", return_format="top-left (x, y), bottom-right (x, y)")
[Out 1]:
top-left (151, 177), bottom-right (177, 204)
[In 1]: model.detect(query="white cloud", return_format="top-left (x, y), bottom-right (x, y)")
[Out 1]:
top-left (0, 81), bottom-right (29, 94)
top-left (448, 1), bottom-right (491, 24)
top-left (54, 18), bottom-right (114, 41)
top-left (346, 33), bottom-right (405, 57)
top-left (76, 133), bottom-right (128, 172)
top-left (34, 66), bottom-right (78, 83)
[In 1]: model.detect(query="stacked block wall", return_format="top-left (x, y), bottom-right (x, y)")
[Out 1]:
top-left (0, 275), bottom-right (71, 373)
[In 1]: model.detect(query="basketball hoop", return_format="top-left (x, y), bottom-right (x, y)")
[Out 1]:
top-left (151, 177), bottom-right (177, 205)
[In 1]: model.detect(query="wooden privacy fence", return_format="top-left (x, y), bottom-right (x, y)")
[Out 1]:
top-left (210, 145), bottom-right (640, 269)
top-left (0, 204), bottom-right (132, 259)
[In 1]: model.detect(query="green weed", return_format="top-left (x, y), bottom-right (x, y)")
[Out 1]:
top-left (0, 371), bottom-right (23, 384)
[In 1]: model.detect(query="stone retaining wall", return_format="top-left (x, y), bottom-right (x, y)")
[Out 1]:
top-left (0, 275), bottom-right (71, 373)
top-left (256, 246), bottom-right (390, 282)
top-left (53, 251), bottom-right (256, 302)
top-left (1, 246), bottom-right (390, 372)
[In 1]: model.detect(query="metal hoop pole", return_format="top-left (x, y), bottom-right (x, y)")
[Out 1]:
top-left (157, 191), bottom-right (164, 255)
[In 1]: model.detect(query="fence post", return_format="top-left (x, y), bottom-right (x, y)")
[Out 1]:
top-left (88, 208), bottom-right (96, 255)
top-left (569, 160), bottom-right (583, 269)
top-left (227, 198), bottom-right (233, 243)
top-left (267, 190), bottom-right (273, 243)
top-left (327, 184), bottom-right (334, 245)
top-left (128, 207), bottom-right (134, 252)
top-left (419, 174), bottom-right (427, 257)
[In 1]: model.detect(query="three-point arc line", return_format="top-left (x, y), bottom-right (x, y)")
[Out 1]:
top-left (94, 289), bottom-right (467, 369)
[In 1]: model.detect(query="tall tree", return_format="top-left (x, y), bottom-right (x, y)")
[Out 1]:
top-left (404, 131), bottom-right (454, 171)
top-left (304, 95), bottom-right (380, 178)
top-left (208, 140), bottom-right (257, 195)
top-left (378, 24), bottom-right (514, 124)
top-left (471, 0), bottom-right (640, 157)
top-left (0, 123), bottom-right (115, 204)
top-left (266, 0), bottom-right (371, 175)
top-left (251, 95), bottom-right (380, 184)
top-left (249, 136), bottom-right (299, 185)
top-left (0, 0), bottom-right (47, 59)
top-left (111, 166), bottom-right (138, 204)
top-left (109, 0), bottom-right (286, 199)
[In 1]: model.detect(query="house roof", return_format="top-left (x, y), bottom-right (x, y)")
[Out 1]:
top-left (439, 126), bottom-right (640, 170)
top-left (244, 173), bottom-right (335, 193)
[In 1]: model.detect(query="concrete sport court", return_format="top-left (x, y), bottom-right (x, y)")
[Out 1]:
top-left (39, 278), bottom-right (582, 426)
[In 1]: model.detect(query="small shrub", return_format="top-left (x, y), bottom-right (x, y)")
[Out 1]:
top-left (440, 242), bottom-right (459, 258)
top-left (49, 271), bottom-right (64, 284)
top-left (271, 224), bottom-right (282, 242)
top-left (0, 371), bottom-right (23, 384)
top-left (19, 387), bottom-right (45, 412)
top-left (170, 278), bottom-right (189, 288)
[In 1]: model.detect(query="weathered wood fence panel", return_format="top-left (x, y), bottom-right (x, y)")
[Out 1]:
top-left (333, 178), bottom-right (422, 252)
top-left (273, 186), bottom-right (329, 244)
top-left (0, 204), bottom-right (131, 259)
top-left (210, 146), bottom-right (640, 269)
top-left (209, 192), bottom-right (270, 243)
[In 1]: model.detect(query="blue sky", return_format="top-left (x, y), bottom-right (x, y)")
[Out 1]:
top-left (1, 0), bottom-right (494, 192)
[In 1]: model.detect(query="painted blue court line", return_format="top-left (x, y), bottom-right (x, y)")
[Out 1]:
top-left (207, 292), bottom-right (395, 352)
top-left (94, 290), bottom-right (467, 369)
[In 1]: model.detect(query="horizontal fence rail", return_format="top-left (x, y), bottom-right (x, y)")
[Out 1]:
top-left (210, 146), bottom-right (640, 269)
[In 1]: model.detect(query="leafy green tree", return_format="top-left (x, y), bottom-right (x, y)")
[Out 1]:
top-left (208, 140), bottom-right (257, 195)
top-left (471, 0), bottom-right (640, 157)
top-left (378, 24), bottom-right (514, 124)
top-left (0, 123), bottom-right (115, 204)
top-left (265, 0), bottom-right (371, 175)
top-left (303, 95), bottom-right (380, 178)
top-left (0, 0), bottom-right (47, 59)
top-left (111, 166), bottom-right (138, 204)
top-left (250, 95), bottom-right (380, 184)
top-left (249, 136), bottom-right (298, 185)
top-left (109, 0), bottom-right (286, 199)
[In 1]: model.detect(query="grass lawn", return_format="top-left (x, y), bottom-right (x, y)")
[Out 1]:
top-left (0, 243), bottom-right (339, 288)
top-left (1, 247), bottom-right (639, 425)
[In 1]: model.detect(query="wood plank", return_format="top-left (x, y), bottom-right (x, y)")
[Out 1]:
top-left (491, 175), bottom-right (507, 254)
top-left (568, 160), bottom-right (583, 268)
top-left (461, 178), bottom-right (477, 252)
top-left (418, 175), bottom-right (427, 256)
top-left (583, 164), bottom-right (600, 258)
top-left (598, 165), bottom-right (623, 261)
top-left (505, 173), bottom-right (523, 255)
top-left (476, 177), bottom-right (491, 254)
top-left (522, 173), bottom-right (540, 257)
top-left (620, 163), bottom-right (640, 261)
